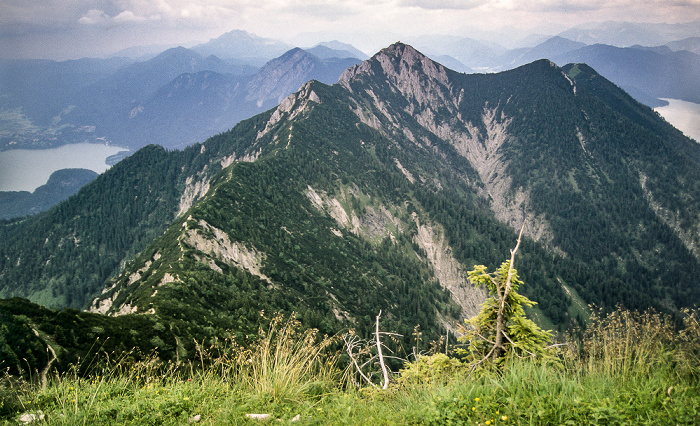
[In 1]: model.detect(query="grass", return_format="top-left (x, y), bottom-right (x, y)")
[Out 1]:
top-left (2, 308), bottom-right (699, 425)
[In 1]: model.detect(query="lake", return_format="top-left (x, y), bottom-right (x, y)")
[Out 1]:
top-left (0, 99), bottom-right (697, 193)
top-left (0, 143), bottom-right (128, 192)
top-left (654, 98), bottom-right (700, 143)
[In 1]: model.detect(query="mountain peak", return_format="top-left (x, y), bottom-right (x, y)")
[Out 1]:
top-left (339, 42), bottom-right (450, 88)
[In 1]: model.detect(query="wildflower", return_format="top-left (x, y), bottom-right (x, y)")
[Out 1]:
top-left (485, 422), bottom-right (490, 425)
top-left (501, 416), bottom-right (508, 421)
top-left (474, 397), bottom-right (480, 402)
top-left (472, 407), bottom-right (476, 411)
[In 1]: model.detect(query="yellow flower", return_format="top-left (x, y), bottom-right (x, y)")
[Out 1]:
top-left (474, 397), bottom-right (480, 402)
top-left (472, 407), bottom-right (476, 411)
top-left (485, 421), bottom-right (491, 425)
top-left (501, 416), bottom-right (508, 421)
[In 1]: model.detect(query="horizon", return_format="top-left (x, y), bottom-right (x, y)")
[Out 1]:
top-left (1, 1), bottom-right (699, 60)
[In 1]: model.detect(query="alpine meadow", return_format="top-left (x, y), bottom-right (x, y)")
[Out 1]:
top-left (1, 43), bottom-right (699, 424)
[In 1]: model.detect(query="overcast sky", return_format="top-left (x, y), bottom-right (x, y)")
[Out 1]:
top-left (1, 0), bottom-right (699, 60)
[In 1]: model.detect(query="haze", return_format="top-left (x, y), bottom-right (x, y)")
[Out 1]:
top-left (2, 0), bottom-right (699, 60)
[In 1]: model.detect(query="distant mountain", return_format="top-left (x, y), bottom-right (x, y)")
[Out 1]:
top-left (0, 168), bottom-right (97, 220)
top-left (306, 41), bottom-right (368, 60)
top-left (549, 44), bottom-right (700, 106)
top-left (558, 21), bottom-right (700, 47)
top-left (123, 48), bottom-right (362, 149)
top-left (431, 55), bottom-right (472, 73)
top-left (2, 44), bottom-right (698, 365)
top-left (245, 48), bottom-right (361, 105)
top-left (110, 44), bottom-right (183, 61)
top-left (1, 44), bottom-right (361, 155)
top-left (0, 56), bottom-right (134, 150)
top-left (0, 44), bottom-right (364, 220)
top-left (502, 36), bottom-right (587, 69)
top-left (666, 37), bottom-right (700, 55)
top-left (192, 30), bottom-right (293, 65)
top-left (411, 35), bottom-right (508, 69)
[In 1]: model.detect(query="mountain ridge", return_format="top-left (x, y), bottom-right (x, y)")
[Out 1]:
top-left (1, 44), bottom-right (698, 355)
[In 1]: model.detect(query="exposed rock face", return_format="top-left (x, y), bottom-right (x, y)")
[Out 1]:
top-left (305, 185), bottom-right (402, 241)
top-left (343, 43), bottom-right (554, 246)
top-left (245, 48), bottom-right (320, 107)
top-left (640, 172), bottom-right (700, 261)
top-left (183, 220), bottom-right (270, 283)
top-left (305, 183), bottom-right (486, 323)
top-left (178, 176), bottom-right (211, 217)
top-left (412, 215), bottom-right (486, 321)
top-left (257, 81), bottom-right (320, 141)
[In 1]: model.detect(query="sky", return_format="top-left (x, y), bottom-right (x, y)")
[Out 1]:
top-left (1, 0), bottom-right (699, 60)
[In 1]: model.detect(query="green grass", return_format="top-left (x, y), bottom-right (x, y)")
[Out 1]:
top-left (2, 308), bottom-right (699, 425)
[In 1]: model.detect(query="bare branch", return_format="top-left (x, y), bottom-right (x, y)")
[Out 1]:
top-left (493, 223), bottom-right (525, 361)
top-left (375, 311), bottom-right (390, 389)
top-left (343, 334), bottom-right (376, 388)
top-left (502, 223), bottom-right (526, 311)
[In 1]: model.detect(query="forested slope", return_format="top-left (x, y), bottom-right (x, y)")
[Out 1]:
top-left (1, 44), bottom-right (698, 371)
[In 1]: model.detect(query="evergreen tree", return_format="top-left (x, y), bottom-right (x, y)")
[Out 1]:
top-left (458, 228), bottom-right (554, 367)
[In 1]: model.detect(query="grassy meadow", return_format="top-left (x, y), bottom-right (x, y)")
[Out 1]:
top-left (1, 308), bottom-right (699, 425)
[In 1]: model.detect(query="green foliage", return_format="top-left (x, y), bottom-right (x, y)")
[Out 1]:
top-left (2, 44), bottom-right (699, 384)
top-left (458, 261), bottom-right (554, 366)
top-left (396, 353), bottom-right (464, 386)
top-left (0, 298), bottom-right (179, 378)
top-left (1, 308), bottom-right (699, 425)
top-left (0, 112), bottom-right (270, 310)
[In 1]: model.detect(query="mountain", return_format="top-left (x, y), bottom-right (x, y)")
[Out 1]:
top-left (0, 46), bottom-right (363, 219)
top-left (488, 36), bottom-right (700, 107)
top-left (411, 36), bottom-right (508, 70)
top-left (2, 43), bottom-right (699, 366)
top-left (64, 47), bottom-right (237, 137)
top-left (502, 36), bottom-right (587, 69)
top-left (431, 55), bottom-right (472, 74)
top-left (306, 41), bottom-right (369, 60)
top-left (1, 46), bottom-right (362, 154)
top-left (123, 48), bottom-right (362, 149)
top-left (557, 21), bottom-right (700, 47)
top-left (549, 44), bottom-right (700, 106)
top-left (666, 37), bottom-right (700, 55)
top-left (0, 169), bottom-right (98, 220)
top-left (192, 30), bottom-right (293, 65)
top-left (0, 57), bottom-right (134, 150)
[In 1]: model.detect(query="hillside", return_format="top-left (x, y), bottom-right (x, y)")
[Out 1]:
top-left (0, 168), bottom-right (98, 219)
top-left (1, 43), bottom-right (699, 368)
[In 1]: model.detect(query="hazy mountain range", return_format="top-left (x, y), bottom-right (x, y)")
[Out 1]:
top-left (0, 24), bottom-right (698, 220)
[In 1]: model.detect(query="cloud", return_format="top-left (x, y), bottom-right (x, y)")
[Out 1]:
top-left (78, 9), bottom-right (110, 24)
top-left (113, 10), bottom-right (154, 23)
top-left (2, 0), bottom-right (699, 60)
top-left (399, 0), bottom-right (484, 10)
top-left (400, 0), bottom-right (605, 13)
top-left (398, 0), bottom-right (700, 17)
